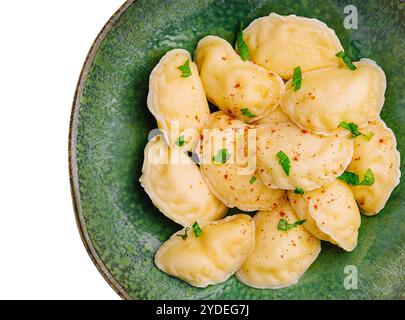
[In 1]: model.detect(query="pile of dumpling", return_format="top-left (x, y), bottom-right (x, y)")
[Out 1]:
top-left (140, 13), bottom-right (400, 289)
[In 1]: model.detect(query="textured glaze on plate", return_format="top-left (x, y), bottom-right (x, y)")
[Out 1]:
top-left (70, 0), bottom-right (405, 299)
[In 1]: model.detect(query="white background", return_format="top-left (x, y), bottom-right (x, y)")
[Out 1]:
top-left (0, 0), bottom-right (124, 299)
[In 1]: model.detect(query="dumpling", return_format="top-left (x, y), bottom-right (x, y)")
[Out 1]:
top-left (281, 59), bottom-right (386, 135)
top-left (195, 36), bottom-right (285, 123)
top-left (155, 214), bottom-right (255, 287)
top-left (236, 199), bottom-right (321, 289)
top-left (256, 122), bottom-right (353, 191)
top-left (199, 112), bottom-right (285, 211)
top-left (243, 13), bottom-right (343, 79)
top-left (346, 119), bottom-right (400, 215)
top-left (139, 135), bottom-right (227, 227)
top-left (288, 180), bottom-right (361, 251)
top-left (253, 107), bottom-right (291, 125)
top-left (147, 49), bottom-right (210, 149)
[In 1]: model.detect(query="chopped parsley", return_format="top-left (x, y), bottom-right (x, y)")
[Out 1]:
top-left (362, 132), bottom-right (374, 141)
top-left (292, 66), bottom-right (302, 91)
top-left (176, 227), bottom-right (190, 240)
top-left (338, 169), bottom-right (375, 186)
top-left (240, 108), bottom-right (256, 118)
top-left (338, 171), bottom-right (359, 186)
top-left (212, 148), bottom-right (231, 164)
top-left (192, 222), bottom-right (202, 238)
top-left (339, 122), bottom-right (374, 141)
top-left (236, 22), bottom-right (249, 61)
top-left (277, 219), bottom-right (306, 232)
top-left (294, 187), bottom-right (304, 195)
top-left (339, 122), bottom-right (361, 137)
top-left (250, 176), bottom-right (257, 184)
top-left (276, 151), bottom-right (291, 176)
top-left (336, 51), bottom-right (357, 70)
top-left (178, 59), bottom-right (192, 78)
top-left (360, 168), bottom-right (375, 186)
top-left (175, 135), bottom-right (185, 146)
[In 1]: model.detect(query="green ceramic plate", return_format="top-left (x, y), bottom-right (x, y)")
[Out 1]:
top-left (69, 0), bottom-right (405, 299)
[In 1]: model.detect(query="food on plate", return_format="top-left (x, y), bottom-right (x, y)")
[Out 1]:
top-left (155, 214), bottom-right (255, 287)
top-left (147, 49), bottom-right (210, 149)
top-left (281, 59), bottom-right (386, 135)
top-left (195, 35), bottom-right (284, 123)
top-left (288, 180), bottom-right (361, 251)
top-left (199, 112), bottom-right (285, 211)
top-left (256, 122), bottom-right (353, 191)
top-left (140, 135), bottom-right (227, 227)
top-left (345, 119), bottom-right (400, 215)
top-left (140, 11), bottom-right (400, 290)
top-left (236, 199), bottom-right (321, 289)
top-left (243, 13), bottom-right (343, 79)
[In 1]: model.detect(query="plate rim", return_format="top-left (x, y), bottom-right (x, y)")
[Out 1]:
top-left (68, 0), bottom-right (135, 300)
